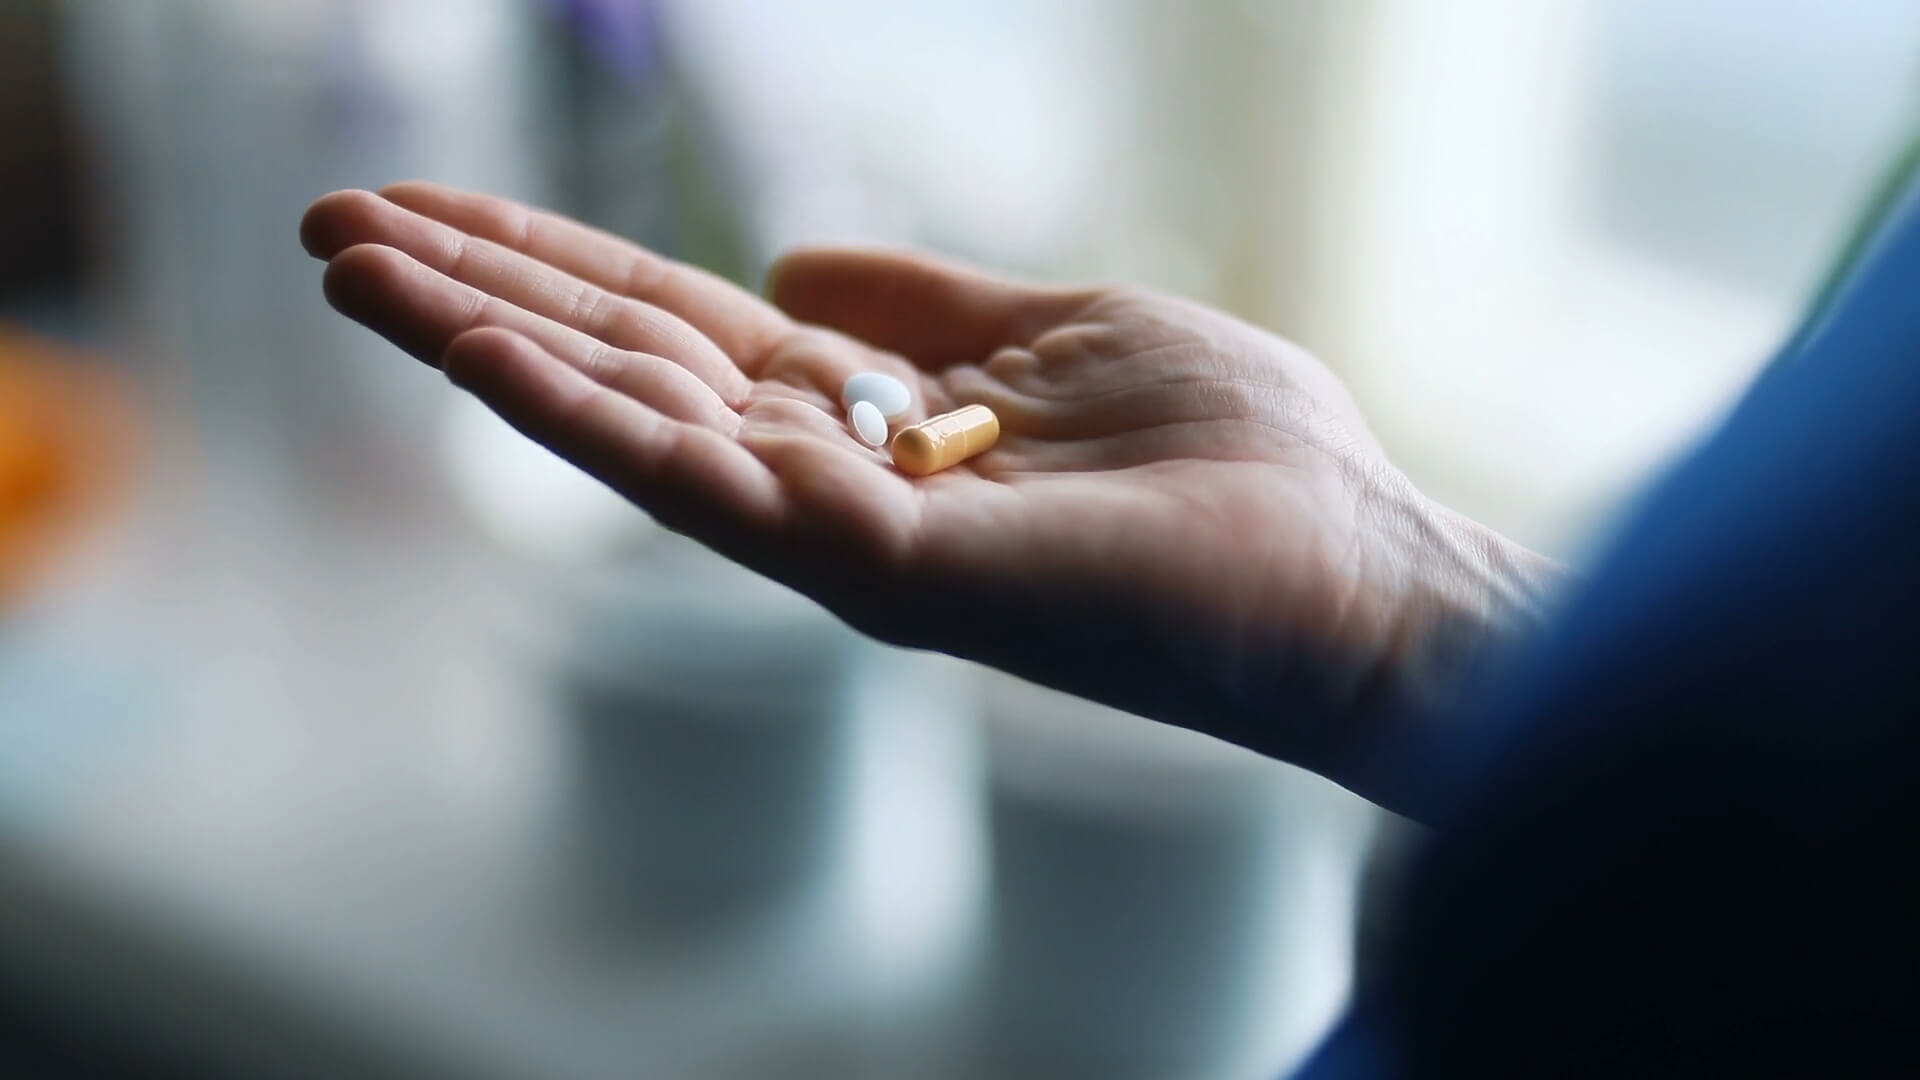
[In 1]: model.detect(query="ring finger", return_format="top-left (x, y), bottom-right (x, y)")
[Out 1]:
top-left (323, 243), bottom-right (738, 431)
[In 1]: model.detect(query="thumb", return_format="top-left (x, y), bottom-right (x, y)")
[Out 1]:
top-left (766, 246), bottom-right (1089, 370)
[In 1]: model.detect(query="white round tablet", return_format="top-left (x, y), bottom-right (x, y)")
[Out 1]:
top-left (841, 371), bottom-right (913, 419)
top-left (849, 399), bottom-right (889, 447)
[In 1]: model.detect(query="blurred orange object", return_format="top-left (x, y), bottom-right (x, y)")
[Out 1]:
top-left (0, 323), bottom-right (134, 612)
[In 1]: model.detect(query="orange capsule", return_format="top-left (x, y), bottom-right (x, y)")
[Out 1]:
top-left (891, 404), bottom-right (1000, 476)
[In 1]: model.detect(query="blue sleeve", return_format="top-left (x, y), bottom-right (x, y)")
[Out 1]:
top-left (1298, 187), bottom-right (1920, 1077)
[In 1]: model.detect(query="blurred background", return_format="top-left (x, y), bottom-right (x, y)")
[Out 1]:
top-left (1, 1), bottom-right (1914, 1077)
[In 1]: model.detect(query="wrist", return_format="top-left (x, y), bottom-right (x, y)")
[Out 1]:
top-left (1316, 481), bottom-right (1565, 816)
top-left (1390, 504), bottom-right (1562, 704)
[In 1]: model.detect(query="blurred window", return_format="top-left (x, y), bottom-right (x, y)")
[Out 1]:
top-left (669, 1), bottom-right (1918, 553)
top-left (1339, 0), bottom-right (1918, 552)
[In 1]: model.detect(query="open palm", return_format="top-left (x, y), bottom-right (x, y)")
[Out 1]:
top-left (302, 183), bottom-right (1547, 809)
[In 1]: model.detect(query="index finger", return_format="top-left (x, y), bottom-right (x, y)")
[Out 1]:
top-left (443, 326), bottom-right (787, 566)
top-left (380, 181), bottom-right (792, 371)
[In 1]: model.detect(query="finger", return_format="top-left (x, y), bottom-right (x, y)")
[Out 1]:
top-left (442, 327), bottom-right (784, 562)
top-left (753, 326), bottom-right (953, 424)
top-left (741, 394), bottom-right (876, 450)
top-left (767, 246), bottom-right (1092, 370)
top-left (303, 189), bottom-right (752, 406)
top-left (938, 361), bottom-right (1075, 436)
top-left (375, 180), bottom-right (792, 369)
top-left (943, 361), bottom-right (1274, 444)
top-left (324, 243), bottom-right (736, 431)
top-left (984, 419), bottom-right (1303, 475)
top-left (736, 418), bottom-right (921, 566)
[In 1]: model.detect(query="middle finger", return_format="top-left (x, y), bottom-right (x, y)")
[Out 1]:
top-left (323, 243), bottom-right (738, 431)
top-left (304, 190), bottom-right (753, 407)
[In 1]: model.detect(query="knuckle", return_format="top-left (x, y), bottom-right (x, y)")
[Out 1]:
top-left (580, 286), bottom-right (624, 338)
top-left (1030, 322), bottom-right (1118, 364)
top-left (579, 340), bottom-right (630, 386)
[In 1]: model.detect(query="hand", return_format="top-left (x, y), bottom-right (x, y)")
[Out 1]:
top-left (300, 183), bottom-right (1559, 816)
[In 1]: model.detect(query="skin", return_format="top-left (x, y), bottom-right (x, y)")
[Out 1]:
top-left (301, 182), bottom-right (1561, 819)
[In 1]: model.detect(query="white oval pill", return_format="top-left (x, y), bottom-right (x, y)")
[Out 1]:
top-left (841, 371), bottom-right (913, 419)
top-left (849, 399), bottom-right (889, 447)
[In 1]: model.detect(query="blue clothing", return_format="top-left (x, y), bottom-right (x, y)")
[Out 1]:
top-left (1297, 184), bottom-right (1920, 1076)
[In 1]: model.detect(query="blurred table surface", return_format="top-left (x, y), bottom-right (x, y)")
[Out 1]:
top-left (0, 473), bottom-right (986, 1079)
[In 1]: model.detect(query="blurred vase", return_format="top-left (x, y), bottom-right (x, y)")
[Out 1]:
top-left (976, 675), bottom-right (1376, 1080)
top-left (552, 541), bottom-right (864, 918)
